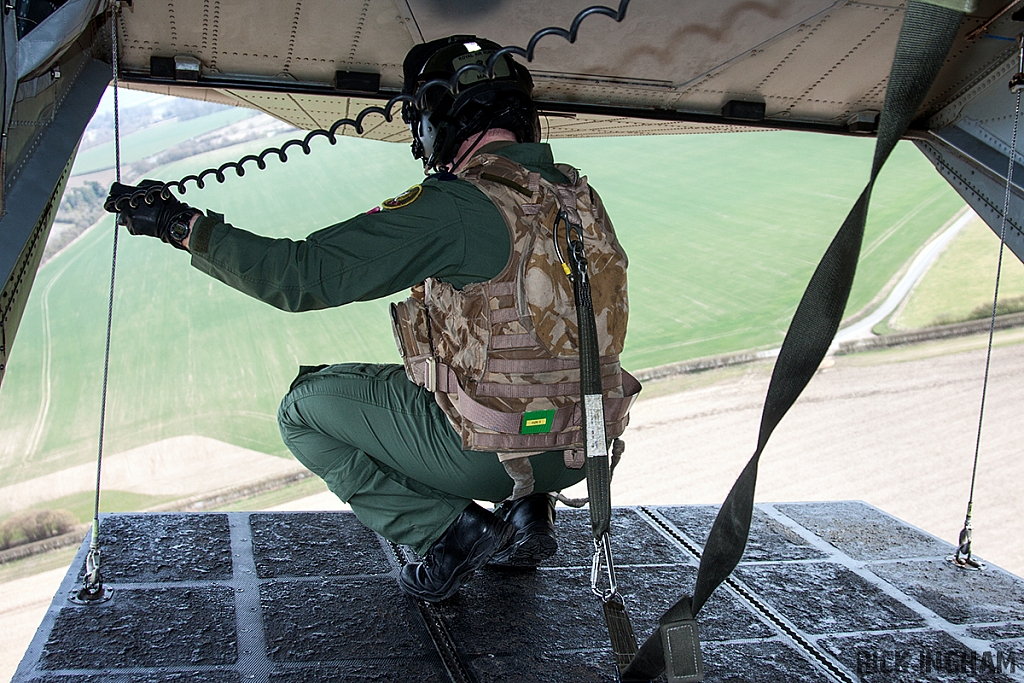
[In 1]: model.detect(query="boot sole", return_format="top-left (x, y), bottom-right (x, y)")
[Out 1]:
top-left (488, 529), bottom-right (558, 568)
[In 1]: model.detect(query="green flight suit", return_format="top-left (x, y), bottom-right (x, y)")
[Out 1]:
top-left (188, 142), bottom-right (587, 553)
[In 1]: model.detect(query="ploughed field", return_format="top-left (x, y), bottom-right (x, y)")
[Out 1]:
top-left (0, 128), bottom-right (989, 496)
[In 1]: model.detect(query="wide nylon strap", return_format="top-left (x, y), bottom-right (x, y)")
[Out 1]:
top-left (563, 177), bottom-right (641, 666)
top-left (621, 2), bottom-right (965, 680)
top-left (575, 253), bottom-right (612, 539)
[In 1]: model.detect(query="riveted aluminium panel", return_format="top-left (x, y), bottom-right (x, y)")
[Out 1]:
top-left (222, 90), bottom-right (321, 129)
top-left (116, 0), bottom-right (414, 90)
top-left (674, 2), bottom-right (903, 124)
top-left (934, 52), bottom-right (1024, 165)
top-left (109, 0), bottom-right (1024, 141)
top-left (404, 0), bottom-right (842, 99)
top-left (915, 130), bottom-right (1024, 266)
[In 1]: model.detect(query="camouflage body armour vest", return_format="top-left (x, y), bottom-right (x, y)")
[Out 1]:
top-left (390, 153), bottom-right (640, 459)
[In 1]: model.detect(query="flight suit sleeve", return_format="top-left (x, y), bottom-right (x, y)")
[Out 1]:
top-left (187, 182), bottom-right (484, 312)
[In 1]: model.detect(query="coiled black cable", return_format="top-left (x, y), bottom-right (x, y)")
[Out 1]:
top-left (109, 0), bottom-right (631, 212)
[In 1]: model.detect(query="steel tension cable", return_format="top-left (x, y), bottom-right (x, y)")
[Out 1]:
top-left (952, 32), bottom-right (1024, 571)
top-left (72, 4), bottom-right (126, 605)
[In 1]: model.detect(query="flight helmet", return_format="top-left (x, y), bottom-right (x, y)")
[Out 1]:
top-left (402, 35), bottom-right (540, 170)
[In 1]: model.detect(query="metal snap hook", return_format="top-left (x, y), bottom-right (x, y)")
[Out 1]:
top-left (591, 533), bottom-right (618, 601)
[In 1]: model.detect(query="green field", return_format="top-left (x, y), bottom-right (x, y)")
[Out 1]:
top-left (71, 107), bottom-right (257, 175)
top-left (17, 491), bottom-right (173, 525)
top-left (549, 132), bottom-right (966, 367)
top-left (893, 216), bottom-right (1024, 328)
top-left (0, 129), bottom-right (967, 487)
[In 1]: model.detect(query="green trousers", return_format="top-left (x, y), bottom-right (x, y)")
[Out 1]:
top-left (277, 363), bottom-right (585, 554)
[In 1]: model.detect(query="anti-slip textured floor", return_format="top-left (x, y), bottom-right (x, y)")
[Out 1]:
top-left (13, 502), bottom-right (1024, 682)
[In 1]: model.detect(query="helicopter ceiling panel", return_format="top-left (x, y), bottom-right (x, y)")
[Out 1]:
top-left (402, 0), bottom-right (844, 92)
top-left (116, 0), bottom-right (413, 88)
top-left (539, 115), bottom-right (770, 138)
top-left (218, 90), bottom-right (322, 129)
top-left (111, 0), bottom-right (1016, 141)
top-left (667, 2), bottom-right (905, 125)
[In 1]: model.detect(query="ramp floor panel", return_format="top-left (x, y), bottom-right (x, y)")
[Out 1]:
top-left (13, 502), bottom-right (1024, 682)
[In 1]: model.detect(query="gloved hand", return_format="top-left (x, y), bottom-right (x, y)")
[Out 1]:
top-left (104, 180), bottom-right (201, 251)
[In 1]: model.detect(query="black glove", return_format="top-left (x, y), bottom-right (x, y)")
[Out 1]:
top-left (104, 180), bottom-right (200, 251)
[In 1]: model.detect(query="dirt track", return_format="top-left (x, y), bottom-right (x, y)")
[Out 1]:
top-left (599, 327), bottom-right (1024, 578)
top-left (0, 436), bottom-right (304, 514)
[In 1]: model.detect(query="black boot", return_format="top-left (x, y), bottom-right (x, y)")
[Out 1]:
top-left (488, 493), bottom-right (557, 568)
top-left (398, 503), bottom-right (514, 602)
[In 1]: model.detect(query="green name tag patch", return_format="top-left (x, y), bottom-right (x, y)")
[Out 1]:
top-left (521, 409), bottom-right (556, 434)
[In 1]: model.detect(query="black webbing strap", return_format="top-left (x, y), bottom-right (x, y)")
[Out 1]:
top-left (621, 3), bottom-right (965, 681)
top-left (564, 208), bottom-right (641, 671)
top-left (560, 212), bottom-right (612, 540)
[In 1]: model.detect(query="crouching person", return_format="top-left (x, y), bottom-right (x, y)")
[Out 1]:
top-left (105, 35), bottom-right (636, 601)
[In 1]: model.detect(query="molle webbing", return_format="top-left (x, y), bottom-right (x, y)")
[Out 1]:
top-left (430, 361), bottom-right (638, 447)
top-left (473, 369), bottom-right (620, 398)
top-left (489, 334), bottom-right (536, 350)
top-left (485, 356), bottom-right (598, 374)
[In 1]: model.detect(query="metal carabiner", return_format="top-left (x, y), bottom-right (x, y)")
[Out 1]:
top-left (590, 533), bottom-right (618, 601)
top-left (951, 513), bottom-right (984, 570)
top-left (565, 223), bottom-right (589, 285)
top-left (1010, 34), bottom-right (1024, 93)
top-left (71, 538), bottom-right (113, 604)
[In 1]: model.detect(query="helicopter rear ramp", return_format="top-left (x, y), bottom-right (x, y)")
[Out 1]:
top-left (11, 502), bottom-right (1024, 682)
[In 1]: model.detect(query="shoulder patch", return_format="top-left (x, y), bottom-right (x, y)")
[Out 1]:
top-left (382, 184), bottom-right (423, 210)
